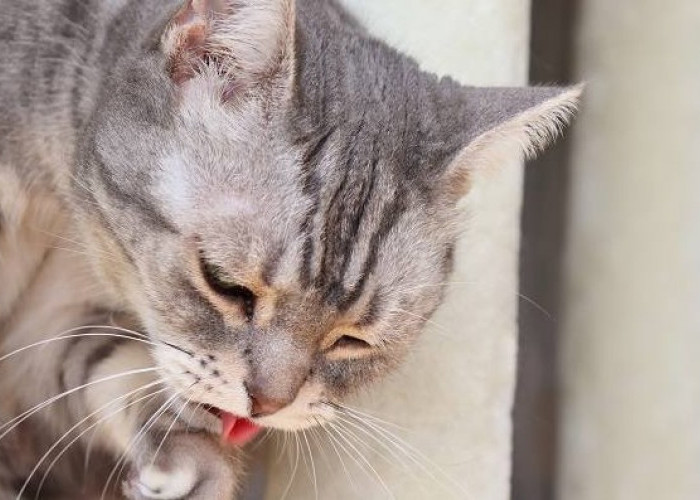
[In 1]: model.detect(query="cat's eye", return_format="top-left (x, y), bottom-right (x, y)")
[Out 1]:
top-left (200, 257), bottom-right (256, 320)
top-left (330, 335), bottom-right (373, 352)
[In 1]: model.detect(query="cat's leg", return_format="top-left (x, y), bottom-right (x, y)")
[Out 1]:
top-left (59, 321), bottom-right (245, 500)
top-left (2, 283), bottom-right (244, 498)
top-left (0, 181), bottom-right (244, 498)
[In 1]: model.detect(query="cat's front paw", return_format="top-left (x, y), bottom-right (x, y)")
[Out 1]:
top-left (123, 432), bottom-right (242, 500)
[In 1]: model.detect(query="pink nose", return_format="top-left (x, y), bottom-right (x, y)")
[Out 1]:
top-left (249, 392), bottom-right (288, 418)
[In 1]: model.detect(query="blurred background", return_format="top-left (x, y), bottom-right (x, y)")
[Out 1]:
top-left (517, 1), bottom-right (700, 500)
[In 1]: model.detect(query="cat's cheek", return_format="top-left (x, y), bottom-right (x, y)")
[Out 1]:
top-left (148, 340), bottom-right (252, 418)
top-left (317, 355), bottom-right (393, 400)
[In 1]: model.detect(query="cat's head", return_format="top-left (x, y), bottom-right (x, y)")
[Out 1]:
top-left (74, 0), bottom-right (579, 431)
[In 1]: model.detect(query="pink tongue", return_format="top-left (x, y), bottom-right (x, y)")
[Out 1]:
top-left (220, 411), bottom-right (261, 446)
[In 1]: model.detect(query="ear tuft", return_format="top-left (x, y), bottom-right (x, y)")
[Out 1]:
top-left (162, 0), bottom-right (295, 88)
top-left (442, 84), bottom-right (583, 201)
top-left (493, 84), bottom-right (582, 160)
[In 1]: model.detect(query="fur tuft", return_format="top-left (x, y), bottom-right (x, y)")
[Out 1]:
top-left (465, 84), bottom-right (582, 169)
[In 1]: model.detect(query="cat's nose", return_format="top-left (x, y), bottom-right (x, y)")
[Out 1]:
top-left (249, 391), bottom-right (288, 418)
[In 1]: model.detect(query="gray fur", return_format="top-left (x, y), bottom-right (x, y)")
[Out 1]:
top-left (0, 0), bottom-right (578, 497)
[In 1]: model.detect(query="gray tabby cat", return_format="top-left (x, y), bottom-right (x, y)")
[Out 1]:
top-left (0, 0), bottom-right (579, 498)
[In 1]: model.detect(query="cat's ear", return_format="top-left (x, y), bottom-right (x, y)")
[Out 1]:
top-left (162, 0), bottom-right (295, 90)
top-left (440, 85), bottom-right (582, 201)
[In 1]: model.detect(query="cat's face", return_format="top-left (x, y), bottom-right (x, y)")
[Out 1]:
top-left (73, 0), bottom-right (578, 431)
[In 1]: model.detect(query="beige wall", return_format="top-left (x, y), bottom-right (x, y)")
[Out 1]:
top-left (262, 1), bottom-right (532, 499)
top-left (560, 1), bottom-right (700, 499)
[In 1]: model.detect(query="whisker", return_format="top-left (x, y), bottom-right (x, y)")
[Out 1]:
top-left (517, 292), bottom-right (555, 321)
top-left (250, 428), bottom-right (273, 452)
top-left (30, 227), bottom-right (122, 264)
top-left (101, 388), bottom-right (188, 500)
top-left (337, 410), bottom-right (468, 498)
top-left (150, 391), bottom-right (195, 467)
top-left (330, 403), bottom-right (408, 432)
top-left (394, 280), bottom-right (554, 322)
top-left (280, 431), bottom-right (301, 500)
top-left (276, 431), bottom-right (290, 466)
top-left (20, 381), bottom-right (168, 500)
top-left (0, 331), bottom-right (155, 365)
top-left (307, 424), bottom-right (334, 476)
top-left (388, 307), bottom-right (457, 339)
top-left (302, 430), bottom-right (318, 500)
top-left (45, 245), bottom-right (123, 265)
top-left (327, 421), bottom-right (395, 499)
top-left (184, 393), bottom-right (208, 434)
top-left (322, 422), bottom-right (366, 484)
top-left (0, 367), bottom-right (160, 442)
top-left (333, 414), bottom-right (411, 470)
top-left (41, 387), bottom-right (167, 500)
top-left (315, 419), bottom-right (356, 492)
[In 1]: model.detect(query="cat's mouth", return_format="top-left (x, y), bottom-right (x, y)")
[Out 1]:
top-left (204, 405), bottom-right (262, 446)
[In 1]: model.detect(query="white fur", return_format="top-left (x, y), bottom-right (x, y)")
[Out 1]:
top-left (136, 463), bottom-right (198, 500)
top-left (86, 343), bottom-right (160, 453)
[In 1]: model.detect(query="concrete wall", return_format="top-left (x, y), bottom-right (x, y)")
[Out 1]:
top-left (262, 1), bottom-right (532, 499)
top-left (560, 1), bottom-right (700, 499)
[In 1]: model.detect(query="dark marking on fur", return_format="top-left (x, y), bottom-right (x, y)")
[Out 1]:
top-left (301, 126), bottom-right (336, 169)
top-left (261, 246), bottom-right (284, 287)
top-left (341, 193), bottom-right (406, 310)
top-left (335, 154), bottom-right (378, 283)
top-left (163, 341), bottom-right (195, 358)
top-left (58, 336), bottom-right (86, 395)
top-left (83, 338), bottom-right (127, 385)
top-left (315, 130), bottom-right (356, 296)
top-left (91, 153), bottom-right (179, 235)
top-left (357, 291), bottom-right (383, 328)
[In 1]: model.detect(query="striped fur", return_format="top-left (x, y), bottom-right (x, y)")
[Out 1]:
top-left (0, 0), bottom-right (578, 497)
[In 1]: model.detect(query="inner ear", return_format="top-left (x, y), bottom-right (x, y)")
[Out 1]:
top-left (166, 1), bottom-right (211, 84)
top-left (162, 0), bottom-right (296, 89)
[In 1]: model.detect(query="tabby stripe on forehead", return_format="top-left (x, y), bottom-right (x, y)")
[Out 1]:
top-left (316, 158), bottom-right (351, 291)
top-left (261, 246), bottom-right (285, 286)
top-left (315, 121), bottom-right (365, 295)
top-left (298, 127), bottom-right (336, 287)
top-left (341, 193), bottom-right (407, 310)
top-left (335, 156), bottom-right (378, 282)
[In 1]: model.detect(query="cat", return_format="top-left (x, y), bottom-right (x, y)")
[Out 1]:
top-left (0, 0), bottom-right (579, 498)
